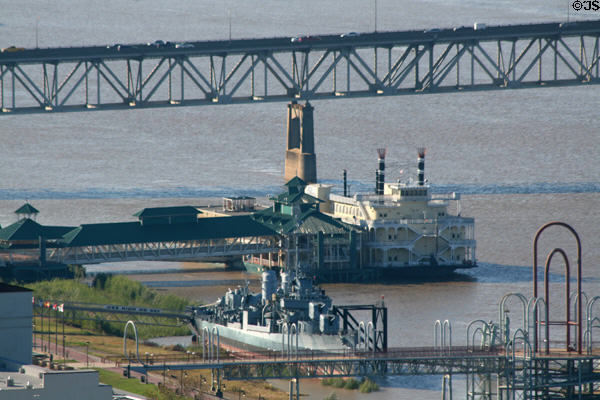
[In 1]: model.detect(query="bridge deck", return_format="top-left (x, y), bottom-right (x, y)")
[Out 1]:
top-left (1, 20), bottom-right (600, 113)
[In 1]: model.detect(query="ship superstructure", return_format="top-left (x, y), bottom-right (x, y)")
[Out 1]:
top-left (305, 148), bottom-right (476, 277)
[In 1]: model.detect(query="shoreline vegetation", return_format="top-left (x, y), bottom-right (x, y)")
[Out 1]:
top-left (24, 275), bottom-right (289, 400)
top-left (28, 274), bottom-right (191, 338)
top-left (21, 275), bottom-right (378, 399)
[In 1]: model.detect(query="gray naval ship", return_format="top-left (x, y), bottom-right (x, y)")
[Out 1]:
top-left (190, 268), bottom-right (387, 352)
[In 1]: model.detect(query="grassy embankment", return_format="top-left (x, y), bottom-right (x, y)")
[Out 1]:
top-left (321, 377), bottom-right (380, 393)
top-left (26, 275), bottom-right (288, 400)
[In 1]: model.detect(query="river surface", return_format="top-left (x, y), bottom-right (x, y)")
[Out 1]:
top-left (1, 1), bottom-right (600, 399)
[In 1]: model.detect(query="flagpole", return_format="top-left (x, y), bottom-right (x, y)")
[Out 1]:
top-left (47, 304), bottom-right (51, 354)
top-left (62, 305), bottom-right (65, 361)
top-left (41, 306), bottom-right (44, 352)
top-left (55, 306), bottom-right (58, 355)
top-left (33, 302), bottom-right (36, 349)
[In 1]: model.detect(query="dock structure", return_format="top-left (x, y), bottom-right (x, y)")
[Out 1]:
top-left (1, 20), bottom-right (600, 114)
top-left (0, 185), bottom-right (363, 281)
top-left (0, 205), bottom-right (279, 270)
top-left (113, 222), bottom-right (598, 399)
top-left (124, 343), bottom-right (600, 399)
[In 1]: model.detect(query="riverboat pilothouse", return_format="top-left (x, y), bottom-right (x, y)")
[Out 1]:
top-left (304, 148), bottom-right (476, 278)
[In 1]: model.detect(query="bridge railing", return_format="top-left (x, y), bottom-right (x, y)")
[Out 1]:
top-left (108, 345), bottom-right (504, 367)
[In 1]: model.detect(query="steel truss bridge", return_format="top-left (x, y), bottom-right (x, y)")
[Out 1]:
top-left (1, 20), bottom-right (600, 114)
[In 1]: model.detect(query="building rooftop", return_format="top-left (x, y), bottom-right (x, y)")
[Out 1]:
top-left (251, 207), bottom-right (355, 235)
top-left (0, 283), bottom-right (32, 293)
top-left (0, 366), bottom-right (111, 396)
top-left (0, 218), bottom-right (75, 242)
top-left (0, 367), bottom-right (43, 390)
top-left (61, 215), bottom-right (275, 246)
top-left (132, 206), bottom-right (201, 218)
top-left (15, 203), bottom-right (39, 215)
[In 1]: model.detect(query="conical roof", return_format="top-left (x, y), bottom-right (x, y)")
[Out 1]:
top-left (0, 218), bottom-right (44, 241)
top-left (15, 203), bottom-right (39, 215)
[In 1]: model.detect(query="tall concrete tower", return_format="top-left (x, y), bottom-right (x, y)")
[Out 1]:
top-left (284, 102), bottom-right (317, 183)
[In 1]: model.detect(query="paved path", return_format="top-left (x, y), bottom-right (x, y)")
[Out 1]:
top-left (32, 337), bottom-right (203, 397)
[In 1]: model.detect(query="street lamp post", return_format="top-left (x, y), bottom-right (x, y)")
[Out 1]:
top-left (228, 9), bottom-right (232, 42)
top-left (374, 0), bottom-right (378, 32)
top-left (85, 341), bottom-right (90, 367)
top-left (62, 311), bottom-right (65, 361)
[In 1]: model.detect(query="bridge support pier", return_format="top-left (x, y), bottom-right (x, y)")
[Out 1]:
top-left (284, 102), bottom-right (317, 184)
top-left (442, 374), bottom-right (453, 400)
top-left (289, 377), bottom-right (299, 400)
top-left (212, 368), bottom-right (223, 398)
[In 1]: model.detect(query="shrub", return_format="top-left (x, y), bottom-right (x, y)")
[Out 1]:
top-left (333, 378), bottom-right (346, 388)
top-left (321, 378), bottom-right (346, 388)
top-left (343, 378), bottom-right (360, 390)
top-left (27, 276), bottom-right (191, 338)
top-left (358, 378), bottom-right (379, 393)
top-left (324, 393), bottom-right (338, 400)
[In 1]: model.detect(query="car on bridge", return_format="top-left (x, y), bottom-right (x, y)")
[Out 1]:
top-left (107, 44), bottom-right (139, 51)
top-left (148, 40), bottom-right (167, 48)
top-left (2, 46), bottom-right (25, 52)
top-left (340, 32), bottom-right (360, 38)
top-left (291, 35), bottom-right (321, 43)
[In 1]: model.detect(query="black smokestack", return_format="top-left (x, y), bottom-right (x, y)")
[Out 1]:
top-left (343, 169), bottom-right (348, 197)
top-left (377, 148), bottom-right (387, 195)
top-left (417, 147), bottom-right (426, 186)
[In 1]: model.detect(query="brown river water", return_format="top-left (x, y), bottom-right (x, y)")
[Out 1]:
top-left (1, 0), bottom-right (599, 397)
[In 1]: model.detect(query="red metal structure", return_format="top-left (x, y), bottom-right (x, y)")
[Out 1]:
top-left (532, 221), bottom-right (582, 354)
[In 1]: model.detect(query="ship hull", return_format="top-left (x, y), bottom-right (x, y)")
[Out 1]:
top-left (375, 263), bottom-right (476, 279)
top-left (244, 260), bottom-right (476, 282)
top-left (192, 319), bottom-right (347, 352)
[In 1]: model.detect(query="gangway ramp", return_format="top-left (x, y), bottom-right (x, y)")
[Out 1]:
top-left (47, 214), bottom-right (279, 264)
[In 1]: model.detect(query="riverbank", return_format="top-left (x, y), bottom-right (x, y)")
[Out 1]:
top-left (31, 301), bottom-right (289, 400)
